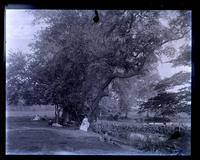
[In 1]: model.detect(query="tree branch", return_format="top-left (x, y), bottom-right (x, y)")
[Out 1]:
top-left (114, 71), bottom-right (139, 79)
top-left (159, 32), bottom-right (188, 47)
top-left (97, 76), bottom-right (116, 91)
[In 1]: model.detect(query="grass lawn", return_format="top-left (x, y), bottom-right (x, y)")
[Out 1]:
top-left (6, 117), bottom-right (138, 155)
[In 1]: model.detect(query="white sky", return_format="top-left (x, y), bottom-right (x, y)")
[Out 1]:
top-left (156, 38), bottom-right (191, 79)
top-left (5, 10), bottom-right (191, 79)
top-left (6, 10), bottom-right (46, 54)
top-left (157, 62), bottom-right (191, 79)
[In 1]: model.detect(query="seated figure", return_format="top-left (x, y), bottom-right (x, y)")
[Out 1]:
top-left (80, 116), bottom-right (90, 132)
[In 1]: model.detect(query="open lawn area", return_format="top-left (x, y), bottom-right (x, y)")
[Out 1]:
top-left (6, 117), bottom-right (148, 155)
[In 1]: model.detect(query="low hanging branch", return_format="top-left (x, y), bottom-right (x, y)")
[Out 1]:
top-left (88, 68), bottom-right (146, 121)
top-left (88, 76), bottom-right (115, 120)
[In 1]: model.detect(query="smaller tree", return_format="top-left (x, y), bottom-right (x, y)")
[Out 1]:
top-left (139, 43), bottom-right (191, 120)
top-left (139, 89), bottom-right (191, 118)
top-left (6, 51), bottom-right (30, 105)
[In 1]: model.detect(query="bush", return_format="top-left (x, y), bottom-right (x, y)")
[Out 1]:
top-left (144, 117), bottom-right (171, 123)
top-left (91, 120), bottom-right (180, 138)
top-left (90, 120), bottom-right (191, 154)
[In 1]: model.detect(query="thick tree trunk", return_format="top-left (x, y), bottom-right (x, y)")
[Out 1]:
top-left (88, 75), bottom-right (119, 122)
top-left (88, 72), bottom-right (142, 122)
top-left (89, 91), bottom-right (105, 122)
top-left (61, 110), bottom-right (70, 124)
top-left (55, 104), bottom-right (61, 124)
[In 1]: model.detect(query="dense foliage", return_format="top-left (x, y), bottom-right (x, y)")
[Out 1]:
top-left (6, 10), bottom-right (191, 122)
top-left (139, 44), bottom-right (191, 117)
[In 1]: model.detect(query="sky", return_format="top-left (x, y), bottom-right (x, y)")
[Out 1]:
top-left (6, 10), bottom-right (47, 54)
top-left (6, 10), bottom-right (35, 53)
top-left (5, 10), bottom-right (191, 79)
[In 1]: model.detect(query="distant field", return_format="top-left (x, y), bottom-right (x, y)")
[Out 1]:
top-left (7, 110), bottom-right (55, 117)
top-left (6, 105), bottom-right (191, 125)
top-left (7, 105), bottom-right (55, 111)
top-left (6, 105), bottom-right (55, 118)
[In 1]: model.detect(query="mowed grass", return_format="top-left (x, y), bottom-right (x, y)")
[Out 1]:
top-left (7, 129), bottom-right (72, 154)
top-left (6, 117), bottom-right (124, 155)
top-left (6, 117), bottom-right (65, 154)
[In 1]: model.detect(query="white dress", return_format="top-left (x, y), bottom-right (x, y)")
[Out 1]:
top-left (80, 118), bottom-right (90, 132)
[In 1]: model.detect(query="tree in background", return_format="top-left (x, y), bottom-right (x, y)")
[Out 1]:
top-left (98, 71), bottom-right (160, 120)
top-left (6, 51), bottom-right (32, 105)
top-left (139, 44), bottom-right (191, 119)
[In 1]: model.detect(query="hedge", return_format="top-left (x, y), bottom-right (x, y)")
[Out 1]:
top-left (90, 120), bottom-right (190, 139)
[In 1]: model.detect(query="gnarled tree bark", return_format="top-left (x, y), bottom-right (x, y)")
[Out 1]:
top-left (88, 69), bottom-right (145, 122)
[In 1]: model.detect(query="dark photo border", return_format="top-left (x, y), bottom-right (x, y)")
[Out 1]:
top-left (0, 0), bottom-right (198, 160)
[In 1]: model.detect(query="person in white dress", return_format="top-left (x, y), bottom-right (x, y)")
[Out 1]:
top-left (80, 116), bottom-right (90, 132)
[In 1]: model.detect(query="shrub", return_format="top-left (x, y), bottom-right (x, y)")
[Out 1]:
top-left (90, 120), bottom-right (190, 154)
top-left (144, 117), bottom-right (171, 123)
top-left (90, 120), bottom-right (184, 138)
